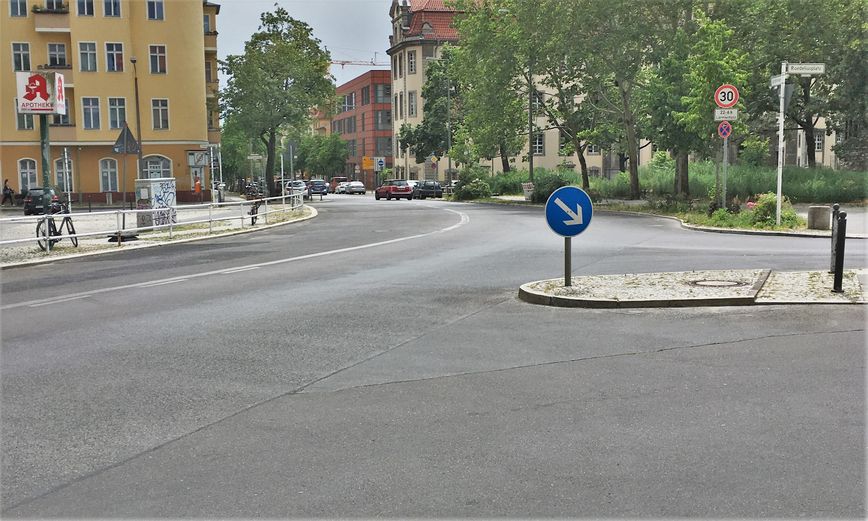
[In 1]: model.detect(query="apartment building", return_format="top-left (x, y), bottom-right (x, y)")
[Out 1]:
top-left (1, 0), bottom-right (220, 203)
top-left (333, 70), bottom-right (393, 188)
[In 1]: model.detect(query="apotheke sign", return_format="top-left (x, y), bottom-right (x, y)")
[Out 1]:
top-left (16, 72), bottom-right (66, 114)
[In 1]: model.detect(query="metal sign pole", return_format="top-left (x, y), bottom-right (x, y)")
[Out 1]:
top-left (564, 236), bottom-right (572, 287)
top-left (722, 135), bottom-right (728, 208)
top-left (776, 61), bottom-right (787, 225)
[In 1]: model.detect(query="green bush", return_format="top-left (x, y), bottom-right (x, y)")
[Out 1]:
top-left (489, 170), bottom-right (528, 195)
top-left (739, 137), bottom-right (770, 167)
top-left (453, 178), bottom-right (492, 200)
top-left (530, 171), bottom-right (568, 203)
top-left (749, 192), bottom-right (801, 228)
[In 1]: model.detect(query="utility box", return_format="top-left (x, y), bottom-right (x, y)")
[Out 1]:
top-left (807, 205), bottom-right (831, 230)
top-left (135, 177), bottom-right (177, 229)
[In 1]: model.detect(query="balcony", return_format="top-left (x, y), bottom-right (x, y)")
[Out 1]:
top-left (49, 123), bottom-right (76, 142)
top-left (37, 63), bottom-right (74, 84)
top-left (204, 31), bottom-right (218, 51)
top-left (33, 4), bottom-right (70, 32)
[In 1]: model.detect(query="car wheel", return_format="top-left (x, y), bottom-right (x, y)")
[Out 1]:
top-left (387, 193), bottom-right (392, 200)
top-left (375, 193), bottom-right (380, 200)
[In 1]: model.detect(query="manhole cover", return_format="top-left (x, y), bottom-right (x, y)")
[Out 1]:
top-left (688, 279), bottom-right (746, 287)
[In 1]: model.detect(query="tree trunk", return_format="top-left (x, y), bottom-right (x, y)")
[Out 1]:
top-left (675, 149), bottom-right (689, 196)
top-left (574, 140), bottom-right (589, 190)
top-left (262, 129), bottom-right (277, 196)
top-left (618, 153), bottom-right (628, 172)
top-left (618, 83), bottom-right (640, 199)
top-left (799, 77), bottom-right (817, 168)
top-left (499, 143), bottom-right (511, 173)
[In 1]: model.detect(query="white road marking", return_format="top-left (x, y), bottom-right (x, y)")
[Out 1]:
top-left (27, 295), bottom-right (90, 308)
top-left (2, 208), bottom-right (470, 310)
top-left (221, 267), bottom-right (260, 274)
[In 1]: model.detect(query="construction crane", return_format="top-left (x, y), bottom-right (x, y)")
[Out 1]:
top-left (330, 59), bottom-right (389, 68)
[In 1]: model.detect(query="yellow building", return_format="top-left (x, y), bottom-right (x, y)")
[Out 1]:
top-left (1, 0), bottom-right (220, 203)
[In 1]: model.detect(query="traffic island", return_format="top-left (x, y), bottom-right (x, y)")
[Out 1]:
top-left (519, 269), bottom-right (866, 308)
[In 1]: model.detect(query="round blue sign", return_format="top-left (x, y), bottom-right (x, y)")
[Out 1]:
top-left (544, 186), bottom-right (593, 237)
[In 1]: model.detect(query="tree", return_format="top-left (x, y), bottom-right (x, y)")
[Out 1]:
top-left (220, 114), bottom-right (266, 188)
top-left (220, 7), bottom-right (334, 196)
top-left (295, 134), bottom-right (348, 179)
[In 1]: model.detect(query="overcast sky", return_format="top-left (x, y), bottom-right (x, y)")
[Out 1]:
top-left (217, 0), bottom-right (393, 86)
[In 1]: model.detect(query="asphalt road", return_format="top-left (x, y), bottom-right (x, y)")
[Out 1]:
top-left (1, 195), bottom-right (865, 517)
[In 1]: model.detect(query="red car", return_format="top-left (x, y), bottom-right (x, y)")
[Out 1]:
top-left (374, 179), bottom-right (413, 200)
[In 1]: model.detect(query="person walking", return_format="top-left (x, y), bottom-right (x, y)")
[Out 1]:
top-left (1, 179), bottom-right (14, 206)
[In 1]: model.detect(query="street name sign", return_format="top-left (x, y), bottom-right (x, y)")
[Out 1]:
top-left (714, 108), bottom-right (738, 121)
top-left (545, 186), bottom-right (593, 237)
top-left (770, 74), bottom-right (785, 87)
top-left (787, 63), bottom-right (825, 75)
top-left (714, 84), bottom-right (739, 108)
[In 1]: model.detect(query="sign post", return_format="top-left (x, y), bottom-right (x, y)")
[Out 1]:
top-left (714, 84), bottom-right (738, 209)
top-left (16, 72), bottom-right (66, 210)
top-left (545, 186), bottom-right (593, 287)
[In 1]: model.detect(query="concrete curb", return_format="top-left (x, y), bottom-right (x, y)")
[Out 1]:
top-left (0, 206), bottom-right (318, 270)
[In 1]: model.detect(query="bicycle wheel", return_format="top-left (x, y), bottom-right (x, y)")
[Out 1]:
top-left (65, 218), bottom-right (78, 247)
top-left (36, 220), bottom-right (49, 251)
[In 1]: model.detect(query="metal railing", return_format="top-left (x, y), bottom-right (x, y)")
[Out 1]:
top-left (0, 193), bottom-right (304, 253)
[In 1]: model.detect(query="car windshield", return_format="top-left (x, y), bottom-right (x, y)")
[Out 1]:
top-left (392, 180), bottom-right (408, 186)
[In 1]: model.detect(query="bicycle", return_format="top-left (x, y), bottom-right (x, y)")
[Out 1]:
top-left (36, 199), bottom-right (78, 251)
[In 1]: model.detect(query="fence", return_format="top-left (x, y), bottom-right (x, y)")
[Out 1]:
top-left (0, 193), bottom-right (304, 253)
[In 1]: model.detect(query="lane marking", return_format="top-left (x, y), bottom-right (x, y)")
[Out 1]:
top-left (2, 208), bottom-right (470, 310)
top-left (27, 295), bottom-right (90, 308)
top-left (221, 267), bottom-right (260, 274)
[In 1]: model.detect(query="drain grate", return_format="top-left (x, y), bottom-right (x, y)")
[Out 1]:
top-left (688, 279), bottom-right (747, 287)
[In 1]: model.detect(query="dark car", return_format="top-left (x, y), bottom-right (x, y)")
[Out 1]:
top-left (307, 179), bottom-right (328, 196)
top-left (374, 179), bottom-right (413, 200)
top-left (412, 180), bottom-right (443, 199)
top-left (23, 187), bottom-right (58, 215)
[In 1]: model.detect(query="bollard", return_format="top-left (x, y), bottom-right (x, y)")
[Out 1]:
top-left (832, 211), bottom-right (847, 293)
top-left (830, 203), bottom-right (839, 273)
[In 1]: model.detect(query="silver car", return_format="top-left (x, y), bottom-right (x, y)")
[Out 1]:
top-left (345, 181), bottom-right (366, 195)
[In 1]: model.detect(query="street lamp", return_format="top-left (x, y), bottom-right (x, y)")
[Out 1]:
top-left (130, 57), bottom-right (144, 179)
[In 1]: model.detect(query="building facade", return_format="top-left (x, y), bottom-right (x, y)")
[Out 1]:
top-left (333, 70), bottom-right (393, 188)
top-left (1, 0), bottom-right (220, 203)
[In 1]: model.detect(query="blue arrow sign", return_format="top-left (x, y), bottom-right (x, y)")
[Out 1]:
top-left (545, 186), bottom-right (593, 237)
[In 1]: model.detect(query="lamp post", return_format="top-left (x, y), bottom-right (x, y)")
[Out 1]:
top-left (130, 57), bottom-right (144, 180)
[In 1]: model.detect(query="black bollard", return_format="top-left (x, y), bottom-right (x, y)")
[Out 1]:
top-left (830, 203), bottom-right (839, 273)
top-left (832, 211), bottom-right (847, 293)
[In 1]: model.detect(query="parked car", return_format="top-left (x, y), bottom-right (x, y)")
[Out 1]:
top-left (284, 180), bottom-right (307, 197)
top-left (335, 181), bottom-right (350, 194)
top-left (329, 176), bottom-right (348, 193)
top-left (345, 181), bottom-right (366, 195)
top-left (374, 179), bottom-right (413, 200)
top-left (407, 180), bottom-right (419, 190)
top-left (413, 180), bottom-right (443, 199)
top-left (307, 179), bottom-right (328, 197)
top-left (23, 187), bottom-right (58, 215)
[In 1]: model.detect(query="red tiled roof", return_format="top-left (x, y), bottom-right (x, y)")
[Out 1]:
top-left (409, 0), bottom-right (454, 12)
top-left (406, 9), bottom-right (459, 40)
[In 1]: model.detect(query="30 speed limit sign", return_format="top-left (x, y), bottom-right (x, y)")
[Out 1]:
top-left (714, 84), bottom-right (739, 108)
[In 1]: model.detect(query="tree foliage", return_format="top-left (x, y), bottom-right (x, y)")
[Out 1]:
top-left (295, 134), bottom-right (348, 179)
top-left (220, 7), bottom-right (334, 195)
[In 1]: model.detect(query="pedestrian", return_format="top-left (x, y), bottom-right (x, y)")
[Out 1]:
top-left (193, 175), bottom-right (202, 202)
top-left (1, 179), bottom-right (14, 206)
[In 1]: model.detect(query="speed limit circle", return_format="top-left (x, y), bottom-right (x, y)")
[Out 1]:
top-left (714, 84), bottom-right (739, 108)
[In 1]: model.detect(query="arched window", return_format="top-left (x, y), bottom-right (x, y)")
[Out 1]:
top-left (100, 158), bottom-right (118, 192)
top-left (143, 155), bottom-right (171, 179)
top-left (18, 159), bottom-right (37, 190)
top-left (54, 157), bottom-right (73, 191)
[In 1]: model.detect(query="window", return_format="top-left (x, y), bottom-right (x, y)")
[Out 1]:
top-left (82, 97), bottom-right (100, 129)
top-left (375, 84), bottom-right (390, 103)
top-left (152, 99), bottom-right (169, 129)
top-left (12, 43), bottom-right (30, 71)
top-left (106, 43), bottom-right (123, 71)
top-left (79, 42), bottom-right (97, 71)
top-left (398, 92), bottom-right (404, 119)
top-left (147, 0), bottom-right (164, 20)
top-left (108, 97), bottom-right (125, 129)
top-left (361, 112), bottom-right (365, 131)
top-left (558, 130), bottom-right (570, 156)
top-left (203, 14), bottom-right (210, 33)
top-left (10, 0), bottom-right (26, 16)
top-left (375, 110), bottom-right (391, 130)
top-left (100, 158), bottom-right (118, 191)
top-left (16, 100), bottom-right (34, 130)
top-left (346, 139), bottom-right (356, 156)
top-left (408, 91), bottom-right (417, 117)
top-left (53, 110), bottom-right (69, 125)
top-left (149, 45), bottom-right (166, 74)
top-left (587, 143), bottom-right (600, 155)
top-left (376, 137), bottom-right (391, 156)
top-left (589, 167), bottom-right (601, 177)
top-left (532, 132), bottom-right (544, 155)
top-left (532, 91), bottom-right (543, 113)
top-left (144, 156), bottom-right (170, 178)
top-left (103, 0), bottom-right (120, 16)
top-left (48, 43), bottom-right (67, 67)
top-left (341, 92), bottom-right (354, 112)
top-left (46, 0), bottom-right (63, 9)
top-left (361, 86), bottom-right (370, 105)
top-left (205, 61), bottom-right (213, 82)
top-left (815, 133), bottom-right (824, 152)
top-left (78, 0), bottom-right (93, 15)
top-left (408, 51), bottom-right (417, 74)
top-left (18, 159), bottom-right (38, 190)
top-left (54, 158), bottom-right (73, 191)
top-left (345, 116), bottom-right (356, 134)
top-left (397, 52), bottom-right (403, 78)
